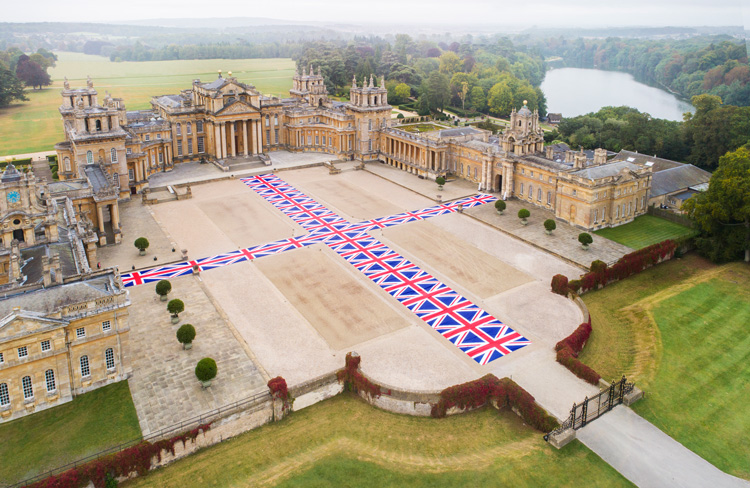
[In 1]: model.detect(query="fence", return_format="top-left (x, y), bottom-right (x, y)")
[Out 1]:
top-left (8, 389), bottom-right (271, 488)
top-left (647, 206), bottom-right (695, 228)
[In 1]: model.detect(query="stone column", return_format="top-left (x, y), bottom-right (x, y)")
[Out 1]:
top-left (230, 121), bottom-right (236, 157)
top-left (111, 203), bottom-right (120, 231)
top-left (220, 123), bottom-right (227, 159)
top-left (214, 123), bottom-right (221, 158)
top-left (97, 205), bottom-right (105, 233)
top-left (243, 120), bottom-right (249, 157)
top-left (255, 120), bottom-right (263, 154)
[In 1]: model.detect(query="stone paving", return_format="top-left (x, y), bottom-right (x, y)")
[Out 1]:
top-left (126, 275), bottom-right (267, 435)
top-left (466, 198), bottom-right (635, 269)
top-left (365, 162), bottom-right (478, 202)
top-left (97, 198), bottom-right (180, 272)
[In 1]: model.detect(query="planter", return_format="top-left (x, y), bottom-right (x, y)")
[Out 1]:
top-left (171, 315), bottom-right (180, 324)
top-left (159, 295), bottom-right (168, 302)
top-left (496, 210), bottom-right (504, 215)
top-left (581, 244), bottom-right (590, 250)
top-left (545, 229), bottom-right (552, 235)
top-left (183, 342), bottom-right (193, 350)
top-left (139, 250), bottom-right (146, 256)
top-left (521, 219), bottom-right (528, 225)
top-left (201, 380), bottom-right (212, 388)
top-left (438, 185), bottom-right (443, 191)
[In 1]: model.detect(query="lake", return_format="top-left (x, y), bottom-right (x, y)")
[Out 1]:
top-left (541, 68), bottom-right (694, 121)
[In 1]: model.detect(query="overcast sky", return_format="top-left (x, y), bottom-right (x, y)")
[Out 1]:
top-left (3, 0), bottom-right (747, 27)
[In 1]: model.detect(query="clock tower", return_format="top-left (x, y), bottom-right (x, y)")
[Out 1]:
top-left (0, 164), bottom-right (59, 249)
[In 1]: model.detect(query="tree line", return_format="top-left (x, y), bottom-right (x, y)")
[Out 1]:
top-left (0, 48), bottom-right (55, 107)
top-left (550, 93), bottom-right (750, 171)
top-left (535, 36), bottom-right (750, 106)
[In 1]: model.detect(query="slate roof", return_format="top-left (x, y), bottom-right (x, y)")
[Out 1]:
top-left (438, 127), bottom-right (481, 138)
top-left (614, 149), bottom-right (683, 172)
top-left (672, 189), bottom-right (699, 201)
top-left (84, 165), bottom-right (110, 193)
top-left (570, 161), bottom-right (641, 180)
top-left (650, 164), bottom-right (712, 197)
top-left (154, 95), bottom-right (183, 108)
top-left (464, 140), bottom-right (500, 153)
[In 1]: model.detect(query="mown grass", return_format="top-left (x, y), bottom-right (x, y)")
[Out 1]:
top-left (593, 214), bottom-right (697, 250)
top-left (0, 381), bottom-right (141, 485)
top-left (0, 52), bottom-right (295, 157)
top-left (125, 394), bottom-right (631, 488)
top-left (580, 254), bottom-right (750, 479)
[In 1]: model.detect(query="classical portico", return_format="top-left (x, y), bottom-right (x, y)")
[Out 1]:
top-left (211, 117), bottom-right (263, 159)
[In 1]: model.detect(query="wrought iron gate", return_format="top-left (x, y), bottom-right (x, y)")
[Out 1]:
top-left (545, 376), bottom-right (634, 441)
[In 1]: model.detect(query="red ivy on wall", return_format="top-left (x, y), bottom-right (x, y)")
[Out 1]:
top-left (336, 353), bottom-right (381, 399)
top-left (554, 316), bottom-right (601, 385)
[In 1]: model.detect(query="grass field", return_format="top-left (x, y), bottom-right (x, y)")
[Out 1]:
top-left (398, 123), bottom-right (449, 133)
top-left (580, 254), bottom-right (750, 479)
top-left (0, 381), bottom-right (141, 485)
top-left (125, 394), bottom-right (631, 488)
top-left (593, 214), bottom-right (697, 250)
top-left (0, 52), bottom-right (295, 157)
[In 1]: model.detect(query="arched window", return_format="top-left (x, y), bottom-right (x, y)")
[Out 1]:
top-left (528, 184), bottom-right (533, 197)
top-left (110, 148), bottom-right (117, 163)
top-left (538, 188), bottom-right (542, 201)
top-left (615, 206), bottom-right (619, 219)
top-left (45, 370), bottom-right (56, 392)
top-left (105, 348), bottom-right (115, 370)
top-left (368, 119), bottom-right (372, 131)
top-left (64, 157), bottom-right (71, 172)
top-left (274, 115), bottom-right (278, 126)
top-left (80, 355), bottom-right (90, 377)
top-left (22, 376), bottom-right (33, 399)
top-left (594, 209), bottom-right (599, 223)
top-left (520, 182), bottom-right (524, 195)
top-left (186, 122), bottom-right (192, 135)
top-left (265, 116), bottom-right (270, 127)
top-left (547, 191), bottom-right (552, 205)
top-left (474, 168), bottom-right (478, 179)
top-left (86, 151), bottom-right (93, 165)
top-left (95, 120), bottom-right (102, 132)
top-left (176, 123), bottom-right (182, 136)
top-left (0, 383), bottom-right (9, 406)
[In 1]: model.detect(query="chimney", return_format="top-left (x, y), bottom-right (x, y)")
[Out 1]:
top-left (574, 152), bottom-right (587, 169)
top-left (565, 151), bottom-right (575, 163)
top-left (42, 255), bottom-right (52, 287)
top-left (52, 253), bottom-right (63, 284)
top-left (545, 146), bottom-right (554, 159)
top-left (594, 148), bottom-right (608, 165)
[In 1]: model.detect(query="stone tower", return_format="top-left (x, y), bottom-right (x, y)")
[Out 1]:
top-left (347, 75), bottom-right (390, 161)
top-left (499, 101), bottom-right (544, 156)
top-left (290, 65), bottom-right (329, 107)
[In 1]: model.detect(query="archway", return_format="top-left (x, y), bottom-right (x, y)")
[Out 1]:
top-left (496, 174), bottom-right (503, 193)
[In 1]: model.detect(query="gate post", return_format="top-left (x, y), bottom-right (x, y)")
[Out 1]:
top-left (608, 381), bottom-right (615, 411)
top-left (618, 375), bottom-right (626, 404)
top-left (581, 396), bottom-right (588, 427)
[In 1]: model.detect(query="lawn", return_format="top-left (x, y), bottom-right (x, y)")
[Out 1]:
top-left (0, 52), bottom-right (295, 157)
top-left (593, 214), bottom-right (697, 250)
top-left (125, 394), bottom-right (631, 488)
top-left (0, 380), bottom-right (141, 485)
top-left (580, 254), bottom-right (750, 479)
top-left (397, 123), bottom-right (449, 133)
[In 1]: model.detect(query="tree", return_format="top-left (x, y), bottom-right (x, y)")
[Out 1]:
top-left (15, 55), bottom-right (50, 90)
top-left (422, 71), bottom-right (450, 113)
top-left (0, 65), bottom-right (27, 108)
top-left (518, 208), bottom-right (530, 224)
top-left (195, 358), bottom-right (217, 386)
top-left (579, 233), bottom-right (593, 249)
top-left (470, 86), bottom-right (485, 112)
top-left (134, 237), bottom-right (149, 255)
top-left (544, 219), bottom-right (557, 233)
top-left (439, 51), bottom-right (462, 75)
top-left (683, 145), bottom-right (750, 262)
top-left (494, 199), bottom-right (506, 214)
top-left (176, 323), bottom-right (196, 349)
top-left (394, 82), bottom-right (411, 103)
top-left (167, 299), bottom-right (185, 324)
top-left (155, 280), bottom-right (172, 301)
top-left (436, 176), bottom-right (445, 189)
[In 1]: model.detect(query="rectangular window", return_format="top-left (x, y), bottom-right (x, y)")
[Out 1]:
top-left (197, 120), bottom-right (203, 132)
top-left (572, 189), bottom-right (577, 196)
top-left (368, 140), bottom-right (372, 152)
top-left (41, 340), bottom-right (51, 352)
top-left (18, 346), bottom-right (28, 359)
top-left (188, 139), bottom-right (193, 155)
top-left (274, 129), bottom-right (279, 143)
top-left (0, 384), bottom-right (8, 406)
top-left (156, 134), bottom-right (161, 140)
top-left (549, 176), bottom-right (553, 183)
top-left (80, 356), bottom-right (90, 377)
top-left (521, 168), bottom-right (525, 175)
top-left (126, 148), bottom-right (132, 155)
top-left (144, 134), bottom-right (150, 142)
top-left (187, 124), bottom-right (192, 135)
top-left (45, 370), bottom-right (56, 392)
top-left (520, 183), bottom-right (524, 195)
top-left (594, 209), bottom-right (598, 223)
top-left (0, 352), bottom-right (3, 363)
top-left (197, 136), bottom-right (204, 153)
top-left (158, 152), bottom-right (164, 163)
top-left (76, 327), bottom-right (85, 339)
top-left (315, 136), bottom-right (319, 145)
top-left (307, 136), bottom-right (312, 145)
top-left (102, 320), bottom-right (112, 332)
top-left (128, 169), bottom-right (134, 181)
top-left (177, 140), bottom-right (183, 157)
top-left (547, 192), bottom-right (552, 205)
top-left (274, 116), bottom-right (278, 126)
top-left (538, 188), bottom-right (542, 201)
top-left (267, 130), bottom-right (271, 144)
top-left (530, 171), bottom-right (534, 177)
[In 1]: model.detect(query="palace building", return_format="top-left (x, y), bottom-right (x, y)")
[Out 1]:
top-left (55, 69), bottom-right (711, 231)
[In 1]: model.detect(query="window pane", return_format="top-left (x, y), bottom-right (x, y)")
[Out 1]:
top-left (22, 376), bottom-right (33, 399)
top-left (46, 370), bottom-right (56, 392)
top-left (0, 383), bottom-right (9, 406)
top-left (106, 348), bottom-right (115, 370)
top-left (81, 356), bottom-right (90, 377)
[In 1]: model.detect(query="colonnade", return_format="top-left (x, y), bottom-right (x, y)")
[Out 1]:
top-left (212, 119), bottom-right (263, 159)
top-left (382, 136), bottom-right (446, 174)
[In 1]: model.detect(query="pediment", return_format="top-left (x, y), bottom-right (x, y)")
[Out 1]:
top-left (216, 100), bottom-right (258, 116)
top-left (0, 312), bottom-right (67, 342)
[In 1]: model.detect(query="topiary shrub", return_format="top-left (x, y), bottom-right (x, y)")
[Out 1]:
top-left (590, 260), bottom-right (607, 274)
top-left (494, 199), bottom-right (506, 214)
top-left (544, 219), bottom-right (556, 233)
top-left (176, 323), bottom-right (196, 349)
top-left (167, 299), bottom-right (184, 324)
top-left (397, 112), bottom-right (404, 119)
top-left (578, 232), bottom-right (593, 249)
top-left (436, 176), bottom-right (445, 189)
top-left (518, 208), bottom-right (530, 225)
top-left (195, 358), bottom-right (217, 386)
top-left (155, 279), bottom-right (172, 301)
top-left (551, 274), bottom-right (569, 295)
top-left (134, 237), bottom-right (149, 255)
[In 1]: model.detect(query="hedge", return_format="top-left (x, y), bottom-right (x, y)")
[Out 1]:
top-left (430, 374), bottom-right (558, 432)
top-left (551, 274), bottom-right (569, 295)
top-left (554, 317), bottom-right (601, 385)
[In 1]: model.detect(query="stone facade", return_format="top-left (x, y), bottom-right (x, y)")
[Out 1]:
top-left (0, 272), bottom-right (131, 422)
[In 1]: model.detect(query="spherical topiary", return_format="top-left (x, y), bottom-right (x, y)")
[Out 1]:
top-left (176, 323), bottom-right (196, 345)
top-left (155, 279), bottom-right (172, 297)
top-left (167, 298), bottom-right (185, 317)
top-left (544, 219), bottom-right (557, 232)
top-left (134, 237), bottom-right (149, 252)
top-left (494, 200), bottom-right (506, 212)
top-left (436, 176), bottom-right (445, 186)
top-left (579, 232), bottom-right (593, 246)
top-left (518, 208), bottom-right (530, 220)
top-left (195, 358), bottom-right (217, 382)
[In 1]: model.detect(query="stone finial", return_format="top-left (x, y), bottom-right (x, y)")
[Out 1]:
top-left (380, 75), bottom-right (385, 88)
top-left (302, 65), bottom-right (306, 76)
top-left (63, 77), bottom-right (70, 89)
top-left (369, 74), bottom-right (374, 88)
top-left (352, 75), bottom-right (357, 88)
top-left (295, 66), bottom-right (299, 77)
top-left (87, 75), bottom-right (93, 88)
top-left (317, 66), bottom-right (321, 76)
top-left (309, 64), bottom-right (313, 75)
